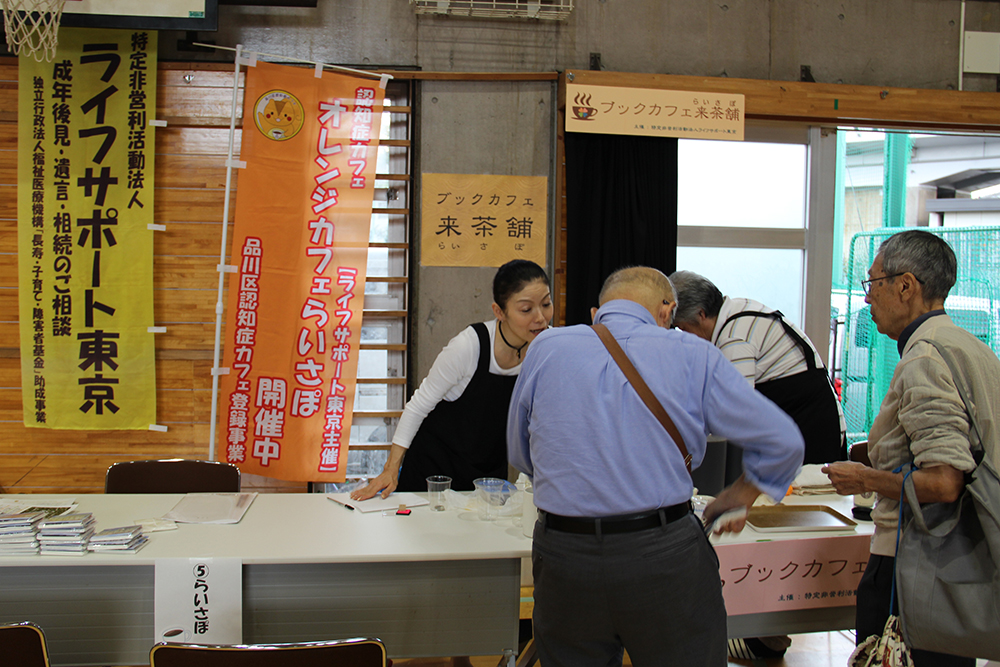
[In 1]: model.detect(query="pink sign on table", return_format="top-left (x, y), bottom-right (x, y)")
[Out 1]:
top-left (716, 533), bottom-right (871, 616)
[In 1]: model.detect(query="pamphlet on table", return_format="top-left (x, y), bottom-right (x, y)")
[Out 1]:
top-left (327, 492), bottom-right (429, 513)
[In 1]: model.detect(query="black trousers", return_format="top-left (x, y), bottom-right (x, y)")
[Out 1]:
top-left (856, 554), bottom-right (974, 667)
top-left (530, 513), bottom-right (726, 667)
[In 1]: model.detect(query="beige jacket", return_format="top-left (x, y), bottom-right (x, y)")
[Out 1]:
top-left (868, 314), bottom-right (1000, 556)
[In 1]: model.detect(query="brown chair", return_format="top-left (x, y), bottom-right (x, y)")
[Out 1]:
top-left (149, 637), bottom-right (386, 667)
top-left (0, 622), bottom-right (50, 667)
top-left (105, 459), bottom-right (241, 494)
top-left (849, 440), bottom-right (872, 467)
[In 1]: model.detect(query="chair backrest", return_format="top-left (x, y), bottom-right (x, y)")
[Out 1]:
top-left (149, 637), bottom-right (386, 667)
top-left (0, 622), bottom-right (50, 667)
top-left (849, 440), bottom-right (872, 467)
top-left (105, 459), bottom-right (241, 494)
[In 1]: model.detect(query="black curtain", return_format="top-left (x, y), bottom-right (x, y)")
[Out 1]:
top-left (564, 132), bottom-right (679, 326)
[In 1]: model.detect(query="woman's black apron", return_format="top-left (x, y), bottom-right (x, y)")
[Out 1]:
top-left (720, 311), bottom-right (846, 464)
top-left (396, 323), bottom-right (517, 492)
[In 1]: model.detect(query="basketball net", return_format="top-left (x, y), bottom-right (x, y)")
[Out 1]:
top-left (1, 0), bottom-right (66, 62)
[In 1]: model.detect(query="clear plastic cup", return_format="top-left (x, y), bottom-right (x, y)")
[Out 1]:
top-left (473, 477), bottom-right (511, 521)
top-left (426, 475), bottom-right (451, 512)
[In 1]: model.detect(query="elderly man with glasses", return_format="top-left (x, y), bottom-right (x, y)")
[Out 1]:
top-left (824, 229), bottom-right (1000, 667)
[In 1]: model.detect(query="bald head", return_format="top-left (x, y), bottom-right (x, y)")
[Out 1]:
top-left (598, 267), bottom-right (677, 326)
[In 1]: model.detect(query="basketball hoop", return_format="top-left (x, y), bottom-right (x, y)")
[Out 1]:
top-left (1, 0), bottom-right (66, 62)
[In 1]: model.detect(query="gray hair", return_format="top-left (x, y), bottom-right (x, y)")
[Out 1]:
top-left (668, 270), bottom-right (724, 325)
top-left (878, 230), bottom-right (956, 302)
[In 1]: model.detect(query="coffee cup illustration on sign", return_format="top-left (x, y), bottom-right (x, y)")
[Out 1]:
top-left (162, 627), bottom-right (190, 642)
top-left (572, 92), bottom-right (597, 120)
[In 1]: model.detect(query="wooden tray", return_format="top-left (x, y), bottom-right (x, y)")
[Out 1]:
top-left (746, 505), bottom-right (857, 532)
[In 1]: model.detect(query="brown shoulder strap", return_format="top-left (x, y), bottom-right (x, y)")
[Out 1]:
top-left (591, 323), bottom-right (692, 475)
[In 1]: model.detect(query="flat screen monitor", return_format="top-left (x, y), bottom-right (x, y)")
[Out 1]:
top-left (60, 0), bottom-right (219, 31)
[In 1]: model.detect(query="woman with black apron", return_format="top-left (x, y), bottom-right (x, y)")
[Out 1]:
top-left (351, 260), bottom-right (552, 499)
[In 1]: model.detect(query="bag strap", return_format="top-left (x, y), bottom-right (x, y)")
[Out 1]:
top-left (591, 323), bottom-right (692, 476)
top-left (893, 465), bottom-right (917, 616)
top-left (719, 309), bottom-right (820, 373)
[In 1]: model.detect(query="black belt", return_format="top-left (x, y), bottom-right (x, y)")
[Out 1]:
top-left (541, 502), bottom-right (692, 535)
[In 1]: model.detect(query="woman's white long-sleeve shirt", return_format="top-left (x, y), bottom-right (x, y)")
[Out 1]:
top-left (392, 319), bottom-right (522, 449)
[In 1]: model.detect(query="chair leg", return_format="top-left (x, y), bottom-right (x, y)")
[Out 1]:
top-left (514, 640), bottom-right (537, 667)
top-left (492, 647), bottom-right (516, 667)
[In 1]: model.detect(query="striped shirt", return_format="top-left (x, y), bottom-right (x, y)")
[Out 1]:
top-left (711, 297), bottom-right (825, 385)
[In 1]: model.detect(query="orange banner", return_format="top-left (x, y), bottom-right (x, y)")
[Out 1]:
top-left (219, 62), bottom-right (385, 482)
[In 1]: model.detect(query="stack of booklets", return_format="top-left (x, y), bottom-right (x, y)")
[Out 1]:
top-left (37, 513), bottom-right (95, 556)
top-left (0, 511), bottom-right (44, 555)
top-left (88, 525), bottom-right (148, 554)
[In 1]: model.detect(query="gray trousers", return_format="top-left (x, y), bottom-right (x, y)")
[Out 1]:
top-left (530, 512), bottom-right (727, 667)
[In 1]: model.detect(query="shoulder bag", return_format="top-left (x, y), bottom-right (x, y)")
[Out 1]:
top-left (894, 338), bottom-right (1000, 660)
top-left (591, 323), bottom-right (692, 477)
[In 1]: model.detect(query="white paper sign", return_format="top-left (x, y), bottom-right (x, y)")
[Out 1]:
top-left (154, 557), bottom-right (243, 644)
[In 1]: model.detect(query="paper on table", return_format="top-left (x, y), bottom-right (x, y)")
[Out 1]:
top-left (163, 493), bottom-right (258, 524)
top-left (0, 498), bottom-right (77, 520)
top-left (790, 464), bottom-right (836, 495)
top-left (327, 492), bottom-right (429, 513)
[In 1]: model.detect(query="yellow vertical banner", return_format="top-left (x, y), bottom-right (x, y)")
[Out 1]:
top-left (18, 28), bottom-right (158, 429)
top-left (219, 62), bottom-right (385, 483)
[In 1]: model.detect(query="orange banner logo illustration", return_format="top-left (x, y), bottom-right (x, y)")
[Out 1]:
top-left (253, 89), bottom-right (305, 141)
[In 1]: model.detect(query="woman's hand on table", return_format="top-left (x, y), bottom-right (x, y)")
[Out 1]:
top-left (350, 470), bottom-right (398, 501)
top-left (350, 444), bottom-right (406, 501)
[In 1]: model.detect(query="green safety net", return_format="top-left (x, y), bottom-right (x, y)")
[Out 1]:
top-left (841, 226), bottom-right (1000, 444)
top-left (833, 132), bottom-right (910, 291)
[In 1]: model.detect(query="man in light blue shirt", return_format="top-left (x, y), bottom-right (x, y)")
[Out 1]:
top-left (508, 266), bottom-right (803, 667)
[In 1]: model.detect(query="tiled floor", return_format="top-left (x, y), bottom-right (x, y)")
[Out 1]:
top-left (394, 632), bottom-right (999, 666)
top-left (727, 631), bottom-right (856, 667)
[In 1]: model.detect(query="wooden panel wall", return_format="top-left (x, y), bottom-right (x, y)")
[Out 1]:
top-left (0, 59), bottom-right (305, 493)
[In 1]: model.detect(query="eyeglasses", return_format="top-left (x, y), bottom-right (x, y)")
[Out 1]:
top-left (861, 272), bottom-right (923, 296)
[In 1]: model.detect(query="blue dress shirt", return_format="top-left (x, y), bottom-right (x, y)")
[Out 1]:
top-left (507, 299), bottom-right (804, 518)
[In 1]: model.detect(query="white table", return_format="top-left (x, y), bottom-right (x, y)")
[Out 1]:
top-left (0, 492), bottom-right (872, 665)
top-left (0, 493), bottom-right (530, 666)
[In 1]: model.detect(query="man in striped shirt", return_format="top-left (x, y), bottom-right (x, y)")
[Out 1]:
top-left (670, 270), bottom-right (848, 662)
top-left (670, 271), bottom-right (846, 465)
